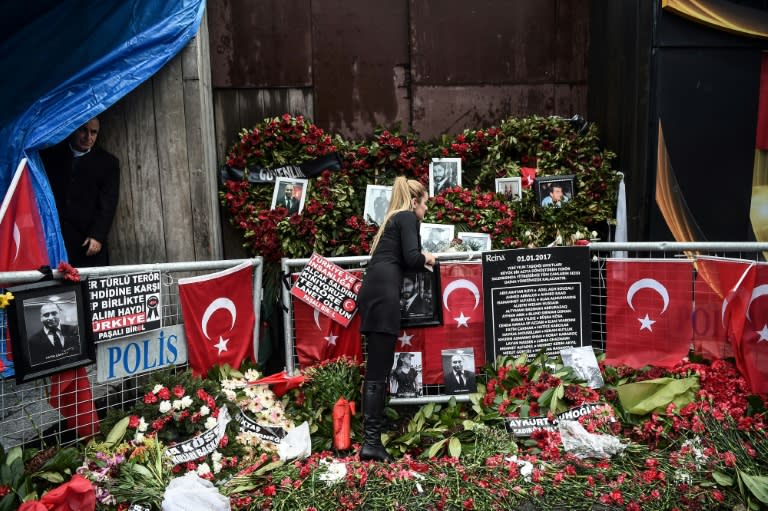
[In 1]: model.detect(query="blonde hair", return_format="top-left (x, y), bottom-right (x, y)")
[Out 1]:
top-left (370, 176), bottom-right (426, 254)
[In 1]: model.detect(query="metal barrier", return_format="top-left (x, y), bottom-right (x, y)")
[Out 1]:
top-left (281, 242), bottom-right (768, 405)
top-left (0, 258), bottom-right (263, 449)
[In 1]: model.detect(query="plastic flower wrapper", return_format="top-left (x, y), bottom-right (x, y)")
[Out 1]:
top-left (317, 457), bottom-right (347, 486)
top-left (558, 419), bottom-right (627, 459)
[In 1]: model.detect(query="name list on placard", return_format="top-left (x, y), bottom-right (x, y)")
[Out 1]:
top-left (482, 247), bottom-right (591, 362)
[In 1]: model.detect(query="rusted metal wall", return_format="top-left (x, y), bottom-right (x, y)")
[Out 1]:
top-left (208, 0), bottom-right (590, 146)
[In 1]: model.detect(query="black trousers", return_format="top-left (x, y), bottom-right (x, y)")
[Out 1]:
top-left (365, 332), bottom-right (396, 380)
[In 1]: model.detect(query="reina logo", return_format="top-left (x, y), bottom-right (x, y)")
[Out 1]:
top-left (485, 253), bottom-right (506, 262)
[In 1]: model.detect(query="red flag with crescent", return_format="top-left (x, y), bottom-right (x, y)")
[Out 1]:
top-left (0, 159), bottom-right (48, 272)
top-left (292, 272), bottom-right (363, 369)
top-left (420, 263), bottom-right (485, 384)
top-left (178, 261), bottom-right (255, 376)
top-left (604, 259), bottom-right (693, 369)
top-left (692, 256), bottom-right (755, 360)
top-left (731, 263), bottom-right (768, 393)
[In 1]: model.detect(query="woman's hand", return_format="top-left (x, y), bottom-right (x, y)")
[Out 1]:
top-left (423, 251), bottom-right (436, 266)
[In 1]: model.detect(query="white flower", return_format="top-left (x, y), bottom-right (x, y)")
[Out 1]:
top-left (159, 400), bottom-right (172, 413)
top-left (200, 405), bottom-right (210, 417)
top-left (196, 463), bottom-right (212, 475)
top-left (205, 417), bottom-right (218, 430)
top-left (137, 417), bottom-right (148, 433)
top-left (213, 461), bottom-right (223, 474)
top-left (223, 389), bottom-right (237, 402)
top-left (134, 432), bottom-right (145, 444)
top-left (152, 384), bottom-right (164, 394)
top-left (173, 399), bottom-right (183, 411)
top-left (244, 368), bottom-right (261, 381)
top-left (591, 230), bottom-right (598, 239)
top-left (519, 461), bottom-right (533, 482)
top-left (244, 386), bottom-right (259, 399)
top-left (181, 396), bottom-right (193, 409)
top-left (211, 451), bottom-right (223, 463)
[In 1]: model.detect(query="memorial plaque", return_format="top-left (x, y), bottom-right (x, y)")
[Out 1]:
top-left (87, 272), bottom-right (162, 341)
top-left (482, 247), bottom-right (591, 361)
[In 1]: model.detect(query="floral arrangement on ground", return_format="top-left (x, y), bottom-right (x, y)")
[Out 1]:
top-left (4, 352), bottom-right (768, 511)
top-left (220, 114), bottom-right (620, 265)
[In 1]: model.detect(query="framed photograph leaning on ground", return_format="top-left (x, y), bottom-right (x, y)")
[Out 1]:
top-left (363, 184), bottom-right (392, 225)
top-left (495, 177), bottom-right (522, 201)
top-left (271, 177), bottom-right (308, 214)
top-left (400, 264), bottom-right (442, 328)
top-left (429, 158), bottom-right (462, 196)
top-left (457, 232), bottom-right (492, 252)
top-left (6, 280), bottom-right (94, 383)
top-left (534, 175), bottom-right (574, 208)
top-left (421, 223), bottom-right (454, 253)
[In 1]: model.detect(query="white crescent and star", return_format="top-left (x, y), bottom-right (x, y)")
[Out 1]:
top-left (398, 331), bottom-right (414, 347)
top-left (201, 298), bottom-right (237, 354)
top-left (442, 279), bottom-right (480, 327)
top-left (626, 278), bottom-right (669, 332)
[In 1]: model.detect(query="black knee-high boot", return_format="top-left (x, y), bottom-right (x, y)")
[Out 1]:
top-left (359, 380), bottom-right (394, 462)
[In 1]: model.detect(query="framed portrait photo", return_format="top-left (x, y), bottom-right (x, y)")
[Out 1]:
top-left (457, 232), bottom-right (492, 252)
top-left (271, 177), bottom-right (309, 214)
top-left (534, 175), bottom-right (575, 208)
top-left (6, 280), bottom-right (94, 384)
top-left (441, 348), bottom-right (478, 395)
top-left (400, 263), bottom-right (442, 328)
top-left (495, 177), bottom-right (522, 202)
top-left (389, 351), bottom-right (423, 398)
top-left (421, 223), bottom-right (455, 253)
top-left (363, 184), bottom-right (392, 225)
top-left (429, 158), bottom-right (462, 197)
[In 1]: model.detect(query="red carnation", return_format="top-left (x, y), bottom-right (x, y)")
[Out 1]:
top-left (143, 392), bottom-right (158, 404)
top-left (128, 415), bottom-right (140, 428)
top-left (173, 385), bottom-right (185, 398)
top-left (157, 387), bottom-right (171, 400)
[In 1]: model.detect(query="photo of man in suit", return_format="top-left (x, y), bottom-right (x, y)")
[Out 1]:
top-left (443, 352), bottom-right (477, 394)
top-left (431, 161), bottom-right (458, 196)
top-left (400, 274), bottom-right (429, 317)
top-left (275, 182), bottom-right (301, 214)
top-left (26, 301), bottom-right (80, 366)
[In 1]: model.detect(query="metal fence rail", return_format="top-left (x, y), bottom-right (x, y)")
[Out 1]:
top-left (281, 242), bottom-right (768, 405)
top-left (0, 258), bottom-right (263, 449)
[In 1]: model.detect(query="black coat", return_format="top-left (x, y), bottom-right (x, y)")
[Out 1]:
top-left (26, 324), bottom-right (80, 366)
top-left (358, 211), bottom-right (426, 336)
top-left (444, 369), bottom-right (477, 394)
top-left (41, 142), bottom-right (120, 266)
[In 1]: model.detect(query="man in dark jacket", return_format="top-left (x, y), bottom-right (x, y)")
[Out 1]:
top-left (27, 302), bottom-right (80, 366)
top-left (41, 117), bottom-right (120, 267)
top-left (444, 354), bottom-right (477, 394)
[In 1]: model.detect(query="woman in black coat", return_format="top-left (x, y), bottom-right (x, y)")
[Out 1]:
top-left (357, 176), bottom-right (435, 461)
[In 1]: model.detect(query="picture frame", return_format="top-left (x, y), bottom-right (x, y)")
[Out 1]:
top-left (400, 262), bottom-right (443, 327)
top-left (6, 280), bottom-right (94, 384)
top-left (429, 158), bottom-right (462, 197)
top-left (495, 177), bottom-right (522, 202)
top-left (534, 175), bottom-right (575, 208)
top-left (457, 232), bottom-right (492, 252)
top-left (389, 351), bottom-right (423, 398)
top-left (441, 348), bottom-right (478, 395)
top-left (421, 223), bottom-right (455, 253)
top-left (363, 184), bottom-right (392, 225)
top-left (270, 177), bottom-right (309, 214)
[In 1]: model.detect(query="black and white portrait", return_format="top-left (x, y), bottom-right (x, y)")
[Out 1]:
top-left (495, 177), bottom-right (522, 202)
top-left (421, 223), bottom-right (454, 253)
top-left (363, 185), bottom-right (392, 225)
top-left (389, 352), bottom-right (423, 398)
top-left (442, 348), bottom-right (477, 395)
top-left (400, 272), bottom-right (432, 318)
top-left (429, 158), bottom-right (462, 197)
top-left (25, 295), bottom-right (82, 367)
top-left (271, 177), bottom-right (308, 214)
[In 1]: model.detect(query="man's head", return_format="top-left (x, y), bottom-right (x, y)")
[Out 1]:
top-left (433, 163), bottom-right (446, 181)
top-left (40, 302), bottom-right (61, 331)
top-left (283, 184), bottom-right (294, 199)
top-left (70, 118), bottom-right (100, 152)
top-left (402, 275), bottom-right (417, 299)
top-left (549, 185), bottom-right (564, 203)
top-left (451, 354), bottom-right (464, 374)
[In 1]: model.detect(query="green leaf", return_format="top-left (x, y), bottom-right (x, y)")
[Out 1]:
top-left (4, 447), bottom-right (21, 467)
top-left (423, 402), bottom-right (435, 419)
top-left (448, 437), bottom-right (462, 458)
top-left (712, 470), bottom-right (734, 487)
top-left (36, 471), bottom-right (64, 483)
top-left (426, 439), bottom-right (447, 458)
top-left (739, 470), bottom-right (768, 504)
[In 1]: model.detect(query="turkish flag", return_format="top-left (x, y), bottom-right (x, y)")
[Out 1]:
top-left (604, 260), bottom-right (693, 369)
top-left (49, 367), bottom-right (99, 438)
top-left (0, 159), bottom-right (48, 272)
top-left (421, 263), bottom-right (486, 384)
top-left (520, 167), bottom-right (537, 190)
top-left (292, 294), bottom-right (363, 369)
top-left (731, 263), bottom-right (768, 393)
top-left (692, 257), bottom-right (754, 360)
top-left (178, 261), bottom-right (255, 376)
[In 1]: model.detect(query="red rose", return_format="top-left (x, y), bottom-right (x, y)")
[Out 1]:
top-left (157, 387), bottom-right (171, 400)
top-left (143, 392), bottom-right (158, 404)
top-left (128, 415), bottom-right (140, 428)
top-left (173, 385), bottom-right (185, 398)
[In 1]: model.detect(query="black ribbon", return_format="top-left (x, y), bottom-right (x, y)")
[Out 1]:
top-left (219, 152), bottom-right (343, 186)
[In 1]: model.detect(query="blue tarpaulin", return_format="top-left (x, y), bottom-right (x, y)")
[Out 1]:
top-left (0, 0), bottom-right (206, 376)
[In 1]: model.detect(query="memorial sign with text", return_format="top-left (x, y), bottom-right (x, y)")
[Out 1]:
top-left (87, 272), bottom-right (162, 341)
top-left (482, 247), bottom-right (591, 361)
top-left (290, 253), bottom-right (361, 327)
